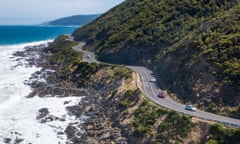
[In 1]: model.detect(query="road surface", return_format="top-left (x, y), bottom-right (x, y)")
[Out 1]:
top-left (128, 66), bottom-right (240, 128)
top-left (68, 35), bottom-right (240, 128)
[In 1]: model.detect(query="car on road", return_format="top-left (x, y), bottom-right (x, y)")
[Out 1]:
top-left (158, 91), bottom-right (166, 98)
top-left (150, 78), bottom-right (156, 82)
top-left (185, 105), bottom-right (197, 111)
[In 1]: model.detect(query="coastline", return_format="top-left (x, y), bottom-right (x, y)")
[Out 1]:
top-left (29, 36), bottom-right (240, 144)
top-left (0, 41), bottom-right (51, 108)
top-left (2, 35), bottom-right (236, 144)
top-left (7, 36), bottom-right (134, 144)
top-left (0, 41), bottom-right (45, 143)
top-left (0, 41), bottom-right (87, 144)
top-left (0, 37), bottom-right (128, 143)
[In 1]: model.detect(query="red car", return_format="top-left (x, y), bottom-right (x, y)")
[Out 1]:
top-left (158, 91), bottom-right (166, 98)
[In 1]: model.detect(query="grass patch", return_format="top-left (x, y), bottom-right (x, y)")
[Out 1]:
top-left (46, 35), bottom-right (83, 71)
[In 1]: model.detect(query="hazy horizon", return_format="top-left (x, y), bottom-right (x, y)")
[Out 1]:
top-left (0, 0), bottom-right (124, 25)
top-left (0, 15), bottom-right (100, 26)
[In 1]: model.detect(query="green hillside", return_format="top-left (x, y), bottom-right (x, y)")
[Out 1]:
top-left (45, 35), bottom-right (240, 143)
top-left (43, 14), bottom-right (99, 26)
top-left (73, 0), bottom-right (240, 117)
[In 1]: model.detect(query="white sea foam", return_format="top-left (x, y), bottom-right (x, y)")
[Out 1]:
top-left (0, 96), bottom-right (84, 144)
top-left (0, 41), bottom-right (52, 109)
top-left (0, 41), bottom-right (84, 144)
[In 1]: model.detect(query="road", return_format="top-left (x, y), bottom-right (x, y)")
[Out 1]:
top-left (72, 42), bottom-right (98, 63)
top-left (128, 66), bottom-right (240, 128)
top-left (68, 36), bottom-right (240, 128)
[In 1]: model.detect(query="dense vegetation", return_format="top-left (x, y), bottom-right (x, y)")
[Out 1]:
top-left (46, 35), bottom-right (132, 84)
top-left (132, 100), bottom-right (192, 143)
top-left (123, 97), bottom-right (239, 144)
top-left (70, 62), bottom-right (133, 87)
top-left (48, 35), bottom-right (240, 143)
top-left (45, 35), bottom-right (82, 71)
top-left (206, 124), bottom-right (240, 144)
top-left (73, 0), bottom-right (240, 117)
top-left (43, 14), bottom-right (99, 26)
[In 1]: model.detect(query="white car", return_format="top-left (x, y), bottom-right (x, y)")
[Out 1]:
top-left (185, 105), bottom-right (197, 111)
top-left (150, 78), bottom-right (156, 82)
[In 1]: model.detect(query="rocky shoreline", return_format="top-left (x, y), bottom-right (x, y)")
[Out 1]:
top-left (12, 41), bottom-right (128, 144)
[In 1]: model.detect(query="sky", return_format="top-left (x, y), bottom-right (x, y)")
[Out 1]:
top-left (0, 0), bottom-right (124, 25)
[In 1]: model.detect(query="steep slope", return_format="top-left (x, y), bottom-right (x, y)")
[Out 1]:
top-left (46, 35), bottom-right (240, 144)
top-left (43, 14), bottom-right (99, 26)
top-left (73, 0), bottom-right (240, 118)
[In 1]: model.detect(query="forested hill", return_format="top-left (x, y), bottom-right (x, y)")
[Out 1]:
top-left (73, 0), bottom-right (240, 117)
top-left (43, 14), bottom-right (99, 26)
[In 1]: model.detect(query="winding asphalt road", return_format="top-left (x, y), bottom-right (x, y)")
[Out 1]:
top-left (68, 36), bottom-right (240, 128)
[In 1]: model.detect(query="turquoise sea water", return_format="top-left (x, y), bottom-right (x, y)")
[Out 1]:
top-left (0, 25), bottom-right (78, 45)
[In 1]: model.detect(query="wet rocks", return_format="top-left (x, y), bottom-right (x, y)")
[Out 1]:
top-left (66, 105), bottom-right (84, 117)
top-left (13, 41), bottom-right (129, 144)
top-left (36, 107), bottom-right (65, 124)
top-left (37, 108), bottom-right (49, 119)
top-left (65, 125), bottom-right (85, 144)
top-left (3, 132), bottom-right (24, 144)
top-left (3, 138), bottom-right (11, 144)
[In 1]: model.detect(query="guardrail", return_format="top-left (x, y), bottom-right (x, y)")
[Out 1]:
top-left (160, 101), bottom-right (240, 128)
top-left (193, 115), bottom-right (240, 128)
top-left (70, 36), bottom-right (240, 129)
top-left (160, 104), bottom-right (240, 128)
top-left (135, 71), bottom-right (240, 128)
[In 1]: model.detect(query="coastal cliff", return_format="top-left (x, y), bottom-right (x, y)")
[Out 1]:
top-left (28, 35), bottom-right (239, 144)
top-left (2, 1), bottom-right (240, 143)
top-left (73, 0), bottom-right (240, 118)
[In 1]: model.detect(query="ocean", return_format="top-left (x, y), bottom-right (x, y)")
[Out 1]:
top-left (0, 25), bottom-right (84, 144)
top-left (0, 25), bottom-right (77, 45)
